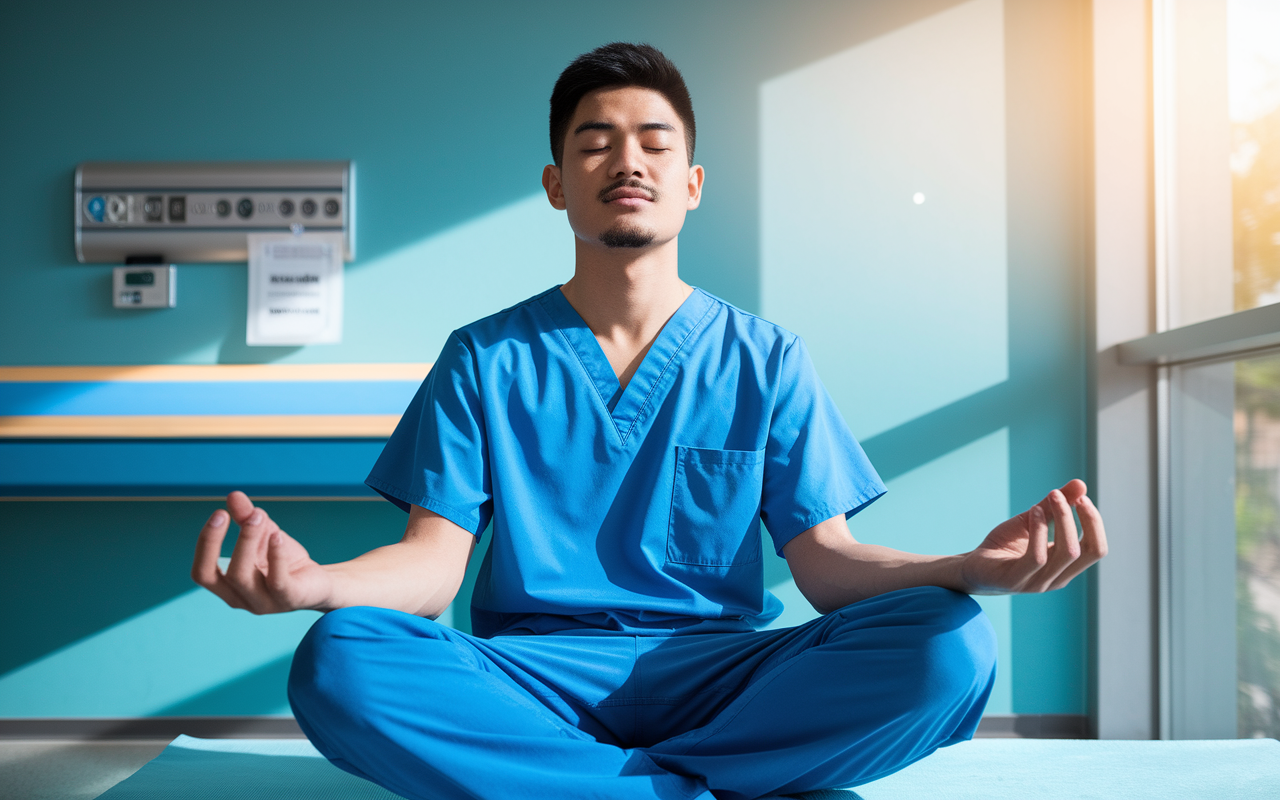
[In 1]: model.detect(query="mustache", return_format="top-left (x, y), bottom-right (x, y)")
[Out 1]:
top-left (598, 178), bottom-right (659, 202)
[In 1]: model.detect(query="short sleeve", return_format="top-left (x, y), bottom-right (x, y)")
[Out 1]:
top-left (759, 336), bottom-right (886, 554)
top-left (365, 332), bottom-right (492, 536)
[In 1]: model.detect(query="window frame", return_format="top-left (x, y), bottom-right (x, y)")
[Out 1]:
top-left (1094, 0), bottom-right (1279, 739)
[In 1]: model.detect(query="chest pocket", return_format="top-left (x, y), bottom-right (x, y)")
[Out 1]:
top-left (667, 446), bottom-right (765, 567)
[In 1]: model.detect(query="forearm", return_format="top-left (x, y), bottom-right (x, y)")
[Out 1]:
top-left (787, 532), bottom-right (970, 613)
top-left (321, 538), bottom-right (469, 618)
top-left (785, 484), bottom-right (1108, 613)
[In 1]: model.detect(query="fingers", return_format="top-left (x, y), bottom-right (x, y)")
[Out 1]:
top-left (1028, 489), bottom-right (1082, 592)
top-left (225, 507), bottom-right (273, 611)
top-left (1015, 504), bottom-right (1050, 589)
top-left (193, 492), bottom-right (298, 614)
top-left (265, 531), bottom-right (293, 600)
top-left (226, 490), bottom-right (256, 523)
top-left (1078, 495), bottom-right (1107, 560)
top-left (1058, 479), bottom-right (1087, 505)
top-left (191, 507), bottom-right (248, 610)
top-left (1046, 495), bottom-right (1108, 591)
top-left (967, 480), bottom-right (1107, 597)
top-left (224, 496), bottom-right (285, 612)
top-left (224, 492), bottom-right (282, 564)
top-left (192, 508), bottom-right (229, 586)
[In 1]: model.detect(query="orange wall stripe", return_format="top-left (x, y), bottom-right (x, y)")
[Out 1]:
top-left (0, 414), bottom-right (402, 438)
top-left (0, 364), bottom-right (432, 383)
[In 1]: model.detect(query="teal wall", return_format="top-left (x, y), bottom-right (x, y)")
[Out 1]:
top-left (0, 0), bottom-right (1089, 717)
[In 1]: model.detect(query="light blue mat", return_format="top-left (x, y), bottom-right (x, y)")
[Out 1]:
top-left (95, 735), bottom-right (1280, 799)
top-left (845, 738), bottom-right (1280, 799)
top-left (93, 736), bottom-right (401, 799)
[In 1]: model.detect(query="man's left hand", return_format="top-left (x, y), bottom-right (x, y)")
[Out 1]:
top-left (958, 479), bottom-right (1107, 595)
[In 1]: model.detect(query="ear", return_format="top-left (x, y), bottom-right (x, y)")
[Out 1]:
top-left (686, 164), bottom-right (705, 211)
top-left (542, 164), bottom-right (567, 211)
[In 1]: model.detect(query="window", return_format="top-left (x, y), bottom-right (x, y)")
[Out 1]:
top-left (1105, 0), bottom-right (1280, 740)
top-left (1229, 1), bottom-right (1280, 314)
top-left (1235, 353), bottom-right (1280, 737)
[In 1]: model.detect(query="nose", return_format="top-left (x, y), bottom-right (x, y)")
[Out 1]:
top-left (608, 137), bottom-right (645, 179)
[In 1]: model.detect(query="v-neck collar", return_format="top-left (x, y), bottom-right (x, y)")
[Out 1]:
top-left (539, 286), bottom-right (715, 444)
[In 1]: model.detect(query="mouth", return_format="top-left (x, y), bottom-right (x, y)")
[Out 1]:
top-left (599, 180), bottom-right (657, 204)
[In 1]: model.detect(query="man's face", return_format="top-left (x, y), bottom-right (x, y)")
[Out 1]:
top-left (543, 86), bottom-right (703, 251)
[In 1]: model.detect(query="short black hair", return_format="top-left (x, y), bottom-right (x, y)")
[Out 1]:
top-left (549, 42), bottom-right (696, 167)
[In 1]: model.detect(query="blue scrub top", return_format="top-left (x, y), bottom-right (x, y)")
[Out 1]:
top-left (367, 287), bottom-right (885, 638)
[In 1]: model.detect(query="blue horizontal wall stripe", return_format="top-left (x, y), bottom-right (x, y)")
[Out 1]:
top-left (0, 440), bottom-right (387, 497)
top-left (0, 381), bottom-right (421, 416)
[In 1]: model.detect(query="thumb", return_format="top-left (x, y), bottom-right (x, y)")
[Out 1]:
top-left (226, 491), bottom-right (257, 524)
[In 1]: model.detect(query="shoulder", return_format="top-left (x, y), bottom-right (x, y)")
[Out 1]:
top-left (448, 286), bottom-right (562, 354)
top-left (693, 288), bottom-right (802, 357)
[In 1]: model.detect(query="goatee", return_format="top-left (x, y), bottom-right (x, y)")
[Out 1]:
top-left (599, 225), bottom-right (655, 248)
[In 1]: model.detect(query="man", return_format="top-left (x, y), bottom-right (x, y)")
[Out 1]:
top-left (192, 43), bottom-right (1106, 800)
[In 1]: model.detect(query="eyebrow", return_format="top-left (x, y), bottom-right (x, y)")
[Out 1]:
top-left (572, 121), bottom-right (677, 135)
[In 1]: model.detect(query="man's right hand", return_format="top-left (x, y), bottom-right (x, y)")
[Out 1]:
top-left (192, 491), bottom-right (334, 614)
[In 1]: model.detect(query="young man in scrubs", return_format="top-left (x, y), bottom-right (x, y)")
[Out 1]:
top-left (192, 43), bottom-right (1107, 800)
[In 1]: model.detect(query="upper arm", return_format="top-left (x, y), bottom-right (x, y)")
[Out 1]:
top-left (366, 332), bottom-right (494, 534)
top-left (782, 513), bottom-right (859, 613)
top-left (399, 505), bottom-right (478, 592)
top-left (759, 337), bottom-right (885, 554)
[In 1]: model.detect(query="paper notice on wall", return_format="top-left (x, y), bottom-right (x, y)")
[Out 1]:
top-left (246, 232), bottom-right (344, 345)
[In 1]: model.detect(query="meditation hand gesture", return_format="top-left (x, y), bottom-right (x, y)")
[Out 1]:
top-left (959, 479), bottom-right (1107, 595)
top-left (192, 491), bottom-right (333, 614)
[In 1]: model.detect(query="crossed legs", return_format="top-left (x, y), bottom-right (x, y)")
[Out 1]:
top-left (288, 587), bottom-right (996, 800)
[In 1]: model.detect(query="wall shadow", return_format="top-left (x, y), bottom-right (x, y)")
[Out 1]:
top-left (0, 500), bottom-right (407, 676)
top-left (861, 383), bottom-right (1014, 483)
top-left (156, 654), bottom-right (295, 717)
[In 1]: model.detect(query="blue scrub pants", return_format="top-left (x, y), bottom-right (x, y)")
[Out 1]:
top-left (288, 586), bottom-right (996, 800)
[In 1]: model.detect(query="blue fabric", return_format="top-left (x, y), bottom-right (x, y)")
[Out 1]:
top-left (366, 286), bottom-right (885, 638)
top-left (288, 586), bottom-right (997, 800)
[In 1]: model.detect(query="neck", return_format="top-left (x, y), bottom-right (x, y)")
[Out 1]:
top-left (559, 236), bottom-right (690, 342)
top-left (559, 236), bottom-right (693, 389)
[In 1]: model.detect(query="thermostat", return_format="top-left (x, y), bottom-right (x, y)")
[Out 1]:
top-left (76, 161), bottom-right (355, 264)
top-left (113, 265), bottom-right (175, 308)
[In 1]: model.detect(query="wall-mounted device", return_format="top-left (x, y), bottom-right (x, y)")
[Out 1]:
top-left (113, 264), bottom-right (175, 308)
top-left (75, 161), bottom-right (355, 264)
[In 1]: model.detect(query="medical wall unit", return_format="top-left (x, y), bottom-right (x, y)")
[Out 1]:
top-left (75, 161), bottom-right (356, 264)
top-left (112, 265), bottom-right (175, 308)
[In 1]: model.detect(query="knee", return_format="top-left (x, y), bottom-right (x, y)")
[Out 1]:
top-left (287, 606), bottom-right (418, 721)
top-left (288, 608), bottom-right (363, 711)
top-left (917, 589), bottom-right (997, 694)
top-left (908, 589), bottom-right (997, 714)
top-left (832, 587), bottom-right (997, 706)
top-left (311, 603), bottom-right (414, 641)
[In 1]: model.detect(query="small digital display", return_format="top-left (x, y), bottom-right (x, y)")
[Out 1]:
top-left (124, 271), bottom-right (155, 286)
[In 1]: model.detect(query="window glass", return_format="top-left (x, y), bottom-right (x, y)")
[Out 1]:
top-left (1230, 0), bottom-right (1280, 311)
top-left (1236, 353), bottom-right (1280, 738)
